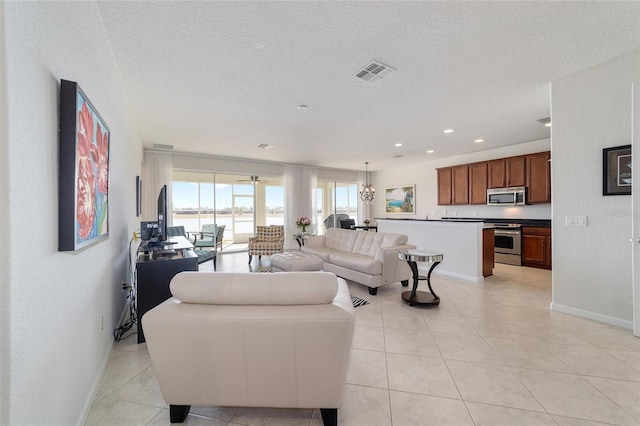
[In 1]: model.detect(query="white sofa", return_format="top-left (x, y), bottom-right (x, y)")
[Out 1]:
top-left (142, 271), bottom-right (355, 426)
top-left (301, 227), bottom-right (416, 295)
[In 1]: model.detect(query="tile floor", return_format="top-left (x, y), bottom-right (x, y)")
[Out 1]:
top-left (86, 252), bottom-right (640, 426)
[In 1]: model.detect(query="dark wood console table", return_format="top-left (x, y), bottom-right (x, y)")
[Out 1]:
top-left (136, 236), bottom-right (198, 343)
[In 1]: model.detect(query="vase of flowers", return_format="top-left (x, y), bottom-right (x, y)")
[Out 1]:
top-left (296, 216), bottom-right (311, 234)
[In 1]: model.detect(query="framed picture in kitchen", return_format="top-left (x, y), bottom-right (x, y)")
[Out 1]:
top-left (603, 144), bottom-right (631, 196)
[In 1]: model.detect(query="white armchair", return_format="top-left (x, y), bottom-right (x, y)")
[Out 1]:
top-left (142, 271), bottom-right (355, 426)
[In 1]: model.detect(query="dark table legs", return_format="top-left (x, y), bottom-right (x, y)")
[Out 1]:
top-left (401, 260), bottom-right (441, 306)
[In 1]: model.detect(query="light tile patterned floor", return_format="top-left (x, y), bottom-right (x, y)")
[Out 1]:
top-left (86, 252), bottom-right (640, 425)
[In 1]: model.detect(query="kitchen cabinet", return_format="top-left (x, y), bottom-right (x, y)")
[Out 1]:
top-left (437, 151), bottom-right (551, 206)
top-left (483, 227), bottom-right (495, 277)
top-left (437, 165), bottom-right (469, 205)
top-left (488, 160), bottom-right (506, 188)
top-left (469, 162), bottom-right (488, 204)
top-left (527, 151), bottom-right (551, 203)
top-left (452, 165), bottom-right (469, 204)
top-left (506, 156), bottom-right (526, 187)
top-left (522, 226), bottom-right (552, 269)
top-left (437, 167), bottom-right (452, 205)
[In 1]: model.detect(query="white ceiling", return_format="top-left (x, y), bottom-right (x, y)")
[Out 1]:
top-left (97, 1), bottom-right (640, 172)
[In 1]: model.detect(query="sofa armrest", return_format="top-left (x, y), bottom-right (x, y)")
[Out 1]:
top-left (375, 244), bottom-right (417, 285)
top-left (304, 235), bottom-right (325, 248)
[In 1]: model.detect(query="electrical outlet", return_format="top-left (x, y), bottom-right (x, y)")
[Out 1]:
top-left (442, 210), bottom-right (447, 216)
top-left (100, 315), bottom-right (104, 332)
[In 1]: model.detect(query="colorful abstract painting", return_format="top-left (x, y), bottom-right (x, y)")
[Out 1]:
top-left (59, 80), bottom-right (110, 251)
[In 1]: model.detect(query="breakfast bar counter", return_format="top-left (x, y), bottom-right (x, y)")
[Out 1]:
top-left (376, 218), bottom-right (493, 282)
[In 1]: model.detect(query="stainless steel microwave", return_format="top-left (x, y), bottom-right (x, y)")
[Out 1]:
top-left (487, 187), bottom-right (526, 206)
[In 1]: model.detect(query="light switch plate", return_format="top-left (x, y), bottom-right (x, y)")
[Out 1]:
top-left (565, 215), bottom-right (588, 226)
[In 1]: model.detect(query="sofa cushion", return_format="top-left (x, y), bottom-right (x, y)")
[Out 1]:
top-left (324, 228), bottom-right (357, 252)
top-left (328, 252), bottom-right (382, 275)
top-left (351, 231), bottom-right (409, 257)
top-left (170, 271), bottom-right (338, 305)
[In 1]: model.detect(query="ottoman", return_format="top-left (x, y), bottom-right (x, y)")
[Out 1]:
top-left (270, 252), bottom-right (323, 272)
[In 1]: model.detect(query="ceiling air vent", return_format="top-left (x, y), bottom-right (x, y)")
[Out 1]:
top-left (354, 60), bottom-right (395, 83)
top-left (392, 154), bottom-right (403, 159)
top-left (152, 143), bottom-right (174, 150)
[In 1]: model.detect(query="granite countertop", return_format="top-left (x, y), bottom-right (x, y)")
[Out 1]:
top-left (374, 217), bottom-right (551, 227)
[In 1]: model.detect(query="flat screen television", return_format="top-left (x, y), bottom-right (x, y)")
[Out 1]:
top-left (140, 185), bottom-right (170, 250)
top-left (156, 185), bottom-right (168, 242)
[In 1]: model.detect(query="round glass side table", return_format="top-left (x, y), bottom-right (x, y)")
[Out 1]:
top-left (398, 249), bottom-right (444, 306)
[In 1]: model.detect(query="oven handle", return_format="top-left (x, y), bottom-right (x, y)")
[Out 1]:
top-left (494, 230), bottom-right (521, 236)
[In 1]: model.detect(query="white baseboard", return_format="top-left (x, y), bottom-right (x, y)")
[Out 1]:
top-left (75, 304), bottom-right (126, 426)
top-left (550, 303), bottom-right (633, 329)
top-left (417, 266), bottom-right (483, 283)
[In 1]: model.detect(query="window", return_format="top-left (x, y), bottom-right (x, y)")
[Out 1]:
top-left (173, 170), bottom-right (284, 246)
top-left (316, 180), bottom-right (358, 235)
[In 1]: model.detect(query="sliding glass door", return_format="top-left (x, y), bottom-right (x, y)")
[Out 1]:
top-left (316, 180), bottom-right (358, 235)
top-left (172, 170), bottom-right (283, 247)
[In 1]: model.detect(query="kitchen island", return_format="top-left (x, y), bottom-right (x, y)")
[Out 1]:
top-left (376, 218), bottom-right (494, 282)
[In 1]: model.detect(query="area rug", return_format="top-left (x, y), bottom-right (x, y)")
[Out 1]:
top-left (351, 295), bottom-right (369, 307)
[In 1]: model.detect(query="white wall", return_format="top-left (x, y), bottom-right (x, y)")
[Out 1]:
top-left (370, 139), bottom-right (552, 221)
top-left (551, 50), bottom-right (639, 326)
top-left (3, 2), bottom-right (142, 424)
top-left (0, 3), bottom-right (10, 422)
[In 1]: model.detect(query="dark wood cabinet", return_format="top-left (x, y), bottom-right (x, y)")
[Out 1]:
top-left (437, 167), bottom-right (452, 205)
top-left (488, 160), bottom-right (506, 188)
top-left (522, 226), bottom-right (552, 269)
top-left (483, 228), bottom-right (495, 277)
top-left (452, 165), bottom-right (469, 205)
top-left (469, 162), bottom-right (488, 204)
top-left (526, 151), bottom-right (551, 203)
top-left (437, 151), bottom-right (550, 206)
top-left (437, 166), bottom-right (469, 205)
top-left (506, 156), bottom-right (526, 187)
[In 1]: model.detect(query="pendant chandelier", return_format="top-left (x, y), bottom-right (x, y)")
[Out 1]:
top-left (359, 162), bottom-right (375, 204)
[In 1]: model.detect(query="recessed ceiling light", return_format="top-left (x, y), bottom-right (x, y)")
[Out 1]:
top-left (443, 129), bottom-right (454, 134)
top-left (392, 154), bottom-right (403, 159)
top-left (257, 144), bottom-right (274, 150)
top-left (394, 143), bottom-right (403, 147)
top-left (426, 150), bottom-right (434, 154)
top-left (474, 139), bottom-right (484, 143)
top-left (297, 105), bottom-right (308, 110)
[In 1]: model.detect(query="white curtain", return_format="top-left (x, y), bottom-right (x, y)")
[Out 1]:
top-left (141, 151), bottom-right (173, 224)
top-left (284, 165), bottom-right (317, 250)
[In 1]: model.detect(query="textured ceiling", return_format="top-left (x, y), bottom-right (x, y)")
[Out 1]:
top-left (97, 1), bottom-right (640, 171)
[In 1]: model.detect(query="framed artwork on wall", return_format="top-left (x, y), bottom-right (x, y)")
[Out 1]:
top-left (603, 145), bottom-right (631, 196)
top-left (58, 79), bottom-right (110, 251)
top-left (385, 184), bottom-right (415, 214)
top-left (136, 176), bottom-right (142, 217)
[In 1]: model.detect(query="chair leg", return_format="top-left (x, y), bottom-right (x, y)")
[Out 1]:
top-left (213, 256), bottom-right (217, 271)
top-left (169, 405), bottom-right (190, 423)
top-left (368, 287), bottom-right (378, 295)
top-left (320, 408), bottom-right (337, 426)
top-left (248, 254), bottom-right (252, 264)
top-left (401, 280), bottom-right (409, 287)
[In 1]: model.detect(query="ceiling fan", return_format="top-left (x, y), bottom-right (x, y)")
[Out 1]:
top-left (237, 175), bottom-right (270, 184)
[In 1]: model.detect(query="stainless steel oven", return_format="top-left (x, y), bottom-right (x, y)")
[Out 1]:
top-left (492, 224), bottom-right (522, 266)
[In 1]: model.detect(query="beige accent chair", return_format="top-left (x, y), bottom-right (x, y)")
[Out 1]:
top-left (247, 225), bottom-right (285, 263)
top-left (142, 271), bottom-right (355, 426)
